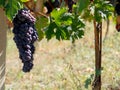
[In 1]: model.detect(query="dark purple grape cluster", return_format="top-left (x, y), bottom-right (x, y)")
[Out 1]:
top-left (68, 0), bottom-right (76, 13)
top-left (12, 8), bottom-right (38, 72)
top-left (115, 2), bottom-right (120, 15)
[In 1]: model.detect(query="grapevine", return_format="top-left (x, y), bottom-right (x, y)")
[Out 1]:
top-left (44, 0), bottom-right (60, 14)
top-left (12, 8), bottom-right (38, 72)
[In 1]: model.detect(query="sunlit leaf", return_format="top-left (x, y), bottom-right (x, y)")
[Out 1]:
top-left (20, 0), bottom-right (29, 3)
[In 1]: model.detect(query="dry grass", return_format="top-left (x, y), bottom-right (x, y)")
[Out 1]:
top-left (5, 21), bottom-right (120, 90)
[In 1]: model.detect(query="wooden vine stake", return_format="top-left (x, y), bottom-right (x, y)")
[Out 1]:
top-left (92, 20), bottom-right (102, 90)
top-left (0, 8), bottom-right (7, 90)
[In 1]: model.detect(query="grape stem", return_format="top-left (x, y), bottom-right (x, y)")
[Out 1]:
top-left (24, 2), bottom-right (49, 18)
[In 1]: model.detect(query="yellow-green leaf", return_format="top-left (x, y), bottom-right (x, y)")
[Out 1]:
top-left (20, 0), bottom-right (29, 3)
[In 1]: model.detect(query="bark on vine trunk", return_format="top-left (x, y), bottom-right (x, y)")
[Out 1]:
top-left (92, 21), bottom-right (102, 90)
top-left (0, 8), bottom-right (7, 90)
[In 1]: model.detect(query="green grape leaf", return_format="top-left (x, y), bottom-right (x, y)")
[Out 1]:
top-left (34, 0), bottom-right (37, 2)
top-left (45, 7), bottom-right (85, 42)
top-left (35, 17), bottom-right (48, 41)
top-left (0, 0), bottom-right (6, 7)
top-left (78, 0), bottom-right (89, 13)
top-left (55, 26), bottom-right (67, 40)
top-left (85, 74), bottom-right (94, 89)
top-left (5, 0), bottom-right (22, 20)
top-left (51, 8), bottom-right (67, 25)
top-left (45, 21), bottom-right (56, 40)
top-left (51, 0), bottom-right (55, 3)
top-left (70, 15), bottom-right (84, 42)
top-left (20, 0), bottom-right (29, 2)
top-left (60, 13), bottom-right (73, 25)
top-left (93, 0), bottom-right (114, 22)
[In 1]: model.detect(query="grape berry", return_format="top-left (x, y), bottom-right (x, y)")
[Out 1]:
top-left (12, 8), bottom-right (38, 72)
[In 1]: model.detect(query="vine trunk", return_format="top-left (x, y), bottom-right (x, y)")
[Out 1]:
top-left (92, 21), bottom-right (102, 90)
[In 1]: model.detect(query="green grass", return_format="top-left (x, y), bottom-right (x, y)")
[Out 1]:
top-left (5, 22), bottom-right (120, 90)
